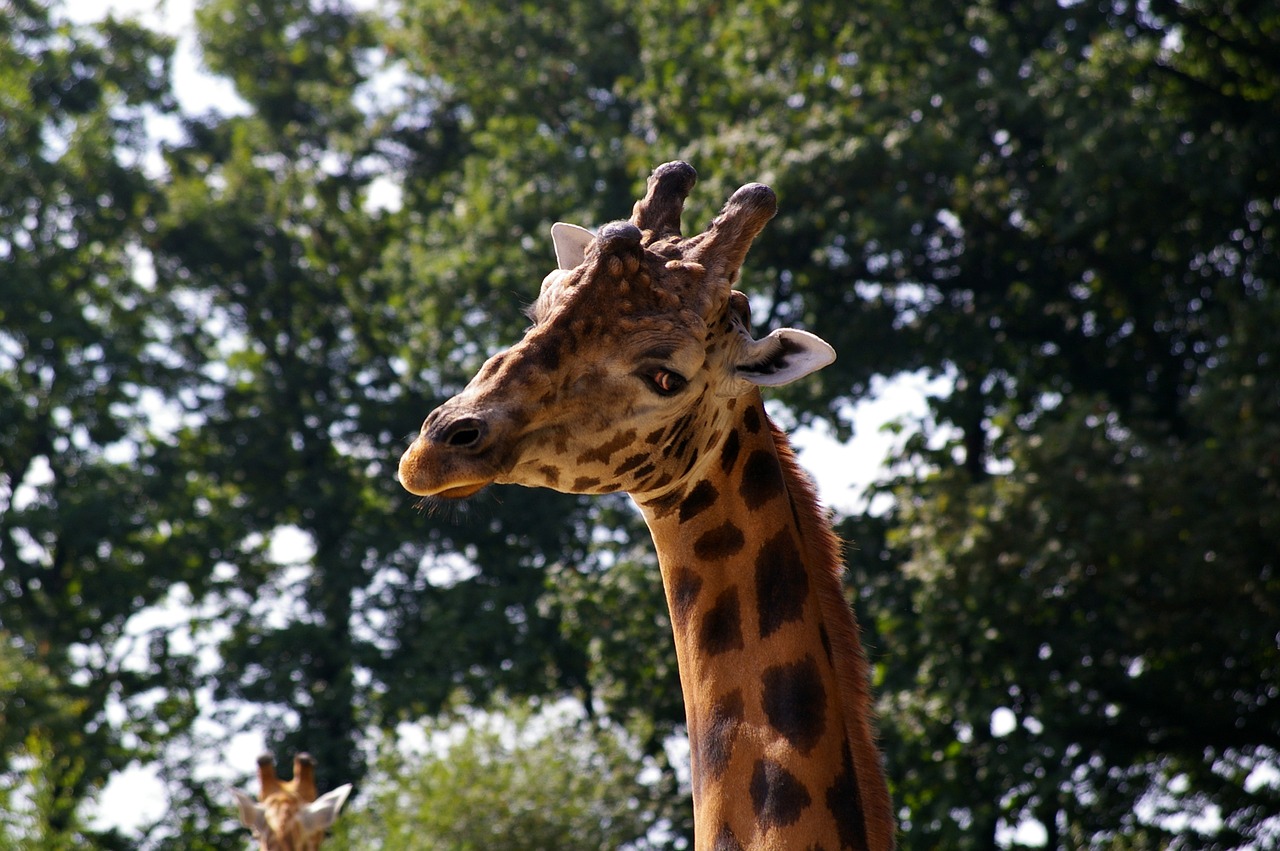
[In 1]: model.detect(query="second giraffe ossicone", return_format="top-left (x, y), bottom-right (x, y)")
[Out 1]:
top-left (231, 752), bottom-right (351, 851)
top-left (399, 161), bottom-right (895, 851)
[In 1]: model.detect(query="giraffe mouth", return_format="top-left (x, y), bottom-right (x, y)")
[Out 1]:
top-left (436, 482), bottom-right (488, 499)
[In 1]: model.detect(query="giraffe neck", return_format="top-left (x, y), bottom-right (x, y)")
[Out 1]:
top-left (639, 395), bottom-right (894, 851)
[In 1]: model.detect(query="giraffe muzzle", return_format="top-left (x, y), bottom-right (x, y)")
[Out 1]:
top-left (399, 407), bottom-right (504, 498)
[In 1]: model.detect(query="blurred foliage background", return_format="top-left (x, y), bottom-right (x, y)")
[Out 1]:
top-left (1, 0), bottom-right (1277, 847)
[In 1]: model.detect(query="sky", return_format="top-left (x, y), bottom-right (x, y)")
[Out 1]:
top-left (56, 0), bottom-right (943, 840)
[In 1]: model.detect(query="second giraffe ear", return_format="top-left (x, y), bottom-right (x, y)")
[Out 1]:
top-left (734, 328), bottom-right (835, 387)
top-left (551, 222), bottom-right (595, 270)
top-left (298, 784), bottom-right (353, 834)
top-left (230, 787), bottom-right (267, 835)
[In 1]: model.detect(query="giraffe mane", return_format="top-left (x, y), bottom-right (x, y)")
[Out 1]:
top-left (768, 419), bottom-right (897, 849)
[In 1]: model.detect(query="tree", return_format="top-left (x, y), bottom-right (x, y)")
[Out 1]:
top-left (336, 698), bottom-right (677, 850)
top-left (0, 3), bottom-right (206, 845)
top-left (151, 0), bottom-right (624, 802)
top-left (9, 0), bottom-right (1278, 846)
top-left (0, 637), bottom-right (86, 849)
top-left (881, 384), bottom-right (1279, 848)
top-left (183, 0), bottom-right (1278, 844)
top-left (810, 2), bottom-right (1280, 846)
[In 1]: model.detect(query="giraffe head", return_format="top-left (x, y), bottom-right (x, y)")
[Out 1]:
top-left (399, 161), bottom-right (834, 501)
top-left (231, 752), bottom-right (351, 851)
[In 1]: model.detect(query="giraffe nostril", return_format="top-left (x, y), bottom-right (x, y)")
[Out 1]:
top-left (437, 417), bottom-right (487, 449)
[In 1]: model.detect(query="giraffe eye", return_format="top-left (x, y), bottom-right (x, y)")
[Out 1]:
top-left (648, 368), bottom-right (688, 396)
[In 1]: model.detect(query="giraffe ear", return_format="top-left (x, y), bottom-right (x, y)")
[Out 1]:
top-left (230, 787), bottom-right (267, 835)
top-left (551, 222), bottom-right (594, 270)
top-left (298, 784), bottom-right (352, 834)
top-left (735, 328), bottom-right (835, 387)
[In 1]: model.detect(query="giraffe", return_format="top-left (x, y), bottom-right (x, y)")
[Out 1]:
top-left (230, 752), bottom-right (351, 851)
top-left (398, 161), bottom-right (895, 850)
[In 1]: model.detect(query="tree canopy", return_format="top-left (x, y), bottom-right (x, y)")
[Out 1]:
top-left (1, 0), bottom-right (1276, 847)
top-left (336, 699), bottom-right (679, 849)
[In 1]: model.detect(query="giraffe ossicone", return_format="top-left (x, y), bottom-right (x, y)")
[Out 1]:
top-left (231, 752), bottom-right (351, 851)
top-left (400, 161), bottom-right (895, 850)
